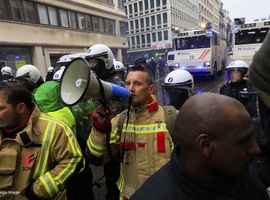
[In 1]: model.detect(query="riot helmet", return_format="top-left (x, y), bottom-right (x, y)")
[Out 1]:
top-left (16, 64), bottom-right (44, 86)
top-left (162, 69), bottom-right (194, 110)
top-left (85, 44), bottom-right (115, 78)
top-left (1, 66), bottom-right (13, 76)
top-left (53, 66), bottom-right (66, 82)
top-left (114, 60), bottom-right (125, 80)
top-left (226, 60), bottom-right (248, 82)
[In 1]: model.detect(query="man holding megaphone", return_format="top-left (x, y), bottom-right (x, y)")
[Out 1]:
top-left (85, 44), bottom-right (126, 200)
top-left (86, 65), bottom-right (177, 200)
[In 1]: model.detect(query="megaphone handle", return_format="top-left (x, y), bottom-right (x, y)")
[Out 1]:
top-left (96, 76), bottom-right (111, 117)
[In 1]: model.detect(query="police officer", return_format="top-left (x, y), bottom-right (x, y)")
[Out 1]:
top-left (85, 44), bottom-right (125, 200)
top-left (0, 66), bottom-right (16, 83)
top-left (219, 60), bottom-right (257, 118)
top-left (162, 69), bottom-right (194, 110)
top-left (114, 60), bottom-right (126, 81)
top-left (45, 66), bottom-right (54, 82)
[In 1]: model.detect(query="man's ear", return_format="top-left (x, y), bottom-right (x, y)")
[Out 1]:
top-left (16, 103), bottom-right (27, 114)
top-left (196, 134), bottom-right (213, 158)
top-left (149, 84), bottom-right (156, 94)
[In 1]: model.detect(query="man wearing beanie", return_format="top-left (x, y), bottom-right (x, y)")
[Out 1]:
top-left (249, 32), bottom-right (270, 191)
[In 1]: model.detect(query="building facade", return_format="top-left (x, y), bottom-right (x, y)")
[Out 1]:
top-left (125, 0), bottom-right (199, 64)
top-left (0, 0), bottom-right (127, 76)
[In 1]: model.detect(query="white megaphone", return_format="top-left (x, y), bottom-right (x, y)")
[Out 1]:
top-left (59, 57), bottom-right (130, 106)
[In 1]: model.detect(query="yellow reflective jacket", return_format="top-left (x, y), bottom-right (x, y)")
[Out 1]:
top-left (87, 98), bottom-right (174, 199)
top-left (0, 105), bottom-right (83, 199)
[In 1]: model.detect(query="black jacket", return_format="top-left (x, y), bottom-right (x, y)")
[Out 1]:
top-left (130, 144), bottom-right (270, 200)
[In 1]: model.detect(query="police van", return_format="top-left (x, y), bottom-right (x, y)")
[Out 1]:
top-left (167, 28), bottom-right (227, 79)
top-left (231, 17), bottom-right (270, 65)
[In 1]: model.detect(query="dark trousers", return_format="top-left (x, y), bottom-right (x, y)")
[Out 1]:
top-left (104, 159), bottom-right (120, 200)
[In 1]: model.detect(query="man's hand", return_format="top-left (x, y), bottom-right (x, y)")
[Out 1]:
top-left (91, 104), bottom-right (115, 133)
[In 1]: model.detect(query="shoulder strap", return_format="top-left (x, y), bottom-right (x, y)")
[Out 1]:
top-left (162, 106), bottom-right (178, 144)
top-left (117, 109), bottom-right (128, 137)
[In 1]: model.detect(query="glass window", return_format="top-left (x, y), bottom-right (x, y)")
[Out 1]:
top-left (99, 17), bottom-right (105, 32)
top-left (129, 4), bottom-right (133, 14)
top-left (38, 4), bottom-right (49, 25)
top-left (130, 21), bottom-right (134, 30)
top-left (162, 0), bottom-right (167, 5)
top-left (68, 11), bottom-right (77, 28)
top-left (134, 3), bottom-right (138, 13)
top-left (136, 35), bottom-right (140, 45)
top-left (85, 15), bottom-right (93, 31)
top-left (152, 32), bottom-right (156, 42)
top-left (141, 35), bottom-right (145, 44)
top-left (105, 19), bottom-right (115, 34)
top-left (93, 16), bottom-right (99, 31)
top-left (147, 33), bottom-right (151, 43)
top-left (151, 15), bottom-right (155, 26)
top-left (77, 13), bottom-right (85, 29)
top-left (48, 6), bottom-right (58, 26)
top-left (145, 0), bottom-right (149, 10)
top-left (156, 0), bottom-right (160, 7)
top-left (101, 0), bottom-right (113, 4)
top-left (131, 36), bottom-right (135, 46)
top-left (163, 13), bottom-right (167, 24)
top-left (135, 19), bottom-right (139, 29)
top-left (0, 0), bottom-right (8, 19)
top-left (157, 14), bottom-right (161, 25)
top-left (150, 0), bottom-right (154, 9)
top-left (140, 18), bottom-right (144, 28)
top-left (158, 31), bottom-right (162, 41)
top-left (10, 0), bottom-right (24, 21)
top-left (23, 1), bottom-right (37, 23)
top-left (164, 30), bottom-right (168, 40)
top-left (118, 0), bottom-right (124, 7)
top-left (139, 1), bottom-right (143, 10)
top-left (146, 17), bottom-right (150, 27)
top-left (60, 9), bottom-right (69, 27)
top-left (120, 21), bottom-right (126, 35)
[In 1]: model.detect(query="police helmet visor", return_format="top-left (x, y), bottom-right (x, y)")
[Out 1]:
top-left (162, 88), bottom-right (189, 110)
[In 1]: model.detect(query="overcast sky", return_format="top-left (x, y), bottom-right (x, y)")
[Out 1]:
top-left (222, 0), bottom-right (270, 22)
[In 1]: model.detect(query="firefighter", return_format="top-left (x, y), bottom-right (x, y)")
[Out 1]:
top-left (87, 65), bottom-right (178, 200)
top-left (162, 69), bottom-right (194, 110)
top-left (0, 82), bottom-right (83, 199)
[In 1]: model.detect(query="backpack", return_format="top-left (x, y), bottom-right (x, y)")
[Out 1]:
top-left (117, 105), bottom-right (178, 144)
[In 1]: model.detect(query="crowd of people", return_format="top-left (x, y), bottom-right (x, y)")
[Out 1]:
top-left (0, 37), bottom-right (270, 200)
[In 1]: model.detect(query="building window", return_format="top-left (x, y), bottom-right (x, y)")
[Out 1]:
top-left (23, 1), bottom-right (37, 23)
top-left (129, 4), bottom-right (133, 14)
top-left (130, 20), bottom-right (134, 30)
top-left (85, 15), bottom-right (93, 31)
top-left (48, 6), bottom-right (58, 26)
top-left (0, 0), bottom-right (8, 19)
top-left (134, 2), bottom-right (138, 13)
top-left (146, 17), bottom-right (150, 27)
top-left (136, 35), bottom-right (140, 45)
top-left (144, 0), bottom-right (149, 10)
top-left (101, 0), bottom-right (113, 4)
top-left (135, 19), bottom-right (139, 29)
top-left (68, 11), bottom-right (77, 28)
top-left (156, 0), bottom-right (160, 7)
top-left (147, 33), bottom-right (151, 43)
top-left (120, 21), bottom-right (126, 35)
top-left (77, 13), bottom-right (85, 29)
top-left (60, 9), bottom-right (69, 27)
top-left (131, 36), bottom-right (135, 46)
top-left (139, 1), bottom-right (143, 11)
top-left (118, 0), bottom-right (124, 7)
top-left (99, 17), bottom-right (105, 32)
top-left (93, 16), bottom-right (99, 31)
top-left (151, 15), bottom-right (155, 26)
top-left (157, 14), bottom-right (161, 25)
top-left (162, 0), bottom-right (167, 6)
top-left (38, 4), bottom-right (49, 25)
top-left (150, 0), bottom-right (154, 9)
top-left (158, 31), bottom-right (162, 41)
top-left (140, 18), bottom-right (144, 28)
top-left (152, 32), bottom-right (156, 42)
top-left (141, 34), bottom-right (145, 44)
top-left (105, 19), bottom-right (115, 34)
top-left (163, 13), bottom-right (167, 24)
top-left (164, 30), bottom-right (168, 40)
top-left (10, 0), bottom-right (24, 21)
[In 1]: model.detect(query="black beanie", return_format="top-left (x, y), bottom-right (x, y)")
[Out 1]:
top-left (249, 32), bottom-right (270, 96)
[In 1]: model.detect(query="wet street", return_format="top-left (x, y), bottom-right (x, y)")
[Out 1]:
top-left (92, 70), bottom-right (227, 200)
